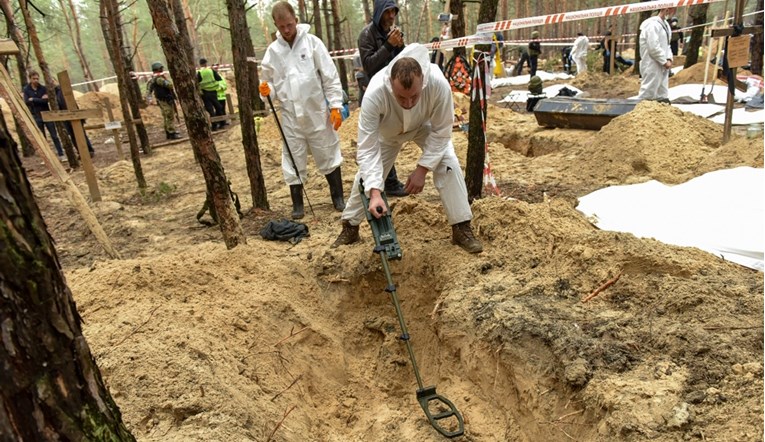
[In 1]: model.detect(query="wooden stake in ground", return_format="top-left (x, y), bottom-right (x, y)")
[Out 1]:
top-left (0, 42), bottom-right (119, 259)
top-left (42, 70), bottom-right (102, 202)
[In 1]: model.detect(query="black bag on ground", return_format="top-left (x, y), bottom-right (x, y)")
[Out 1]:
top-left (259, 219), bottom-right (309, 243)
top-left (557, 86), bottom-right (578, 97)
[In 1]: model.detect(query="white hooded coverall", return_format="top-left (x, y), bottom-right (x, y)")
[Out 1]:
top-left (260, 23), bottom-right (343, 185)
top-left (572, 35), bottom-right (589, 75)
top-left (638, 15), bottom-right (673, 100)
top-left (341, 44), bottom-right (473, 227)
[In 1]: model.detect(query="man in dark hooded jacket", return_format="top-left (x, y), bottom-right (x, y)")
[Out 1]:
top-left (357, 0), bottom-right (408, 197)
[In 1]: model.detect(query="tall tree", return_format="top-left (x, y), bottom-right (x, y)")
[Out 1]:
top-left (0, 0), bottom-right (34, 157)
top-left (312, 0), bottom-right (323, 41)
top-left (450, 0), bottom-right (467, 56)
top-left (684, 4), bottom-right (710, 68)
top-left (19, 0), bottom-right (79, 168)
top-left (147, 0), bottom-right (246, 249)
top-left (465, 0), bottom-right (499, 201)
top-left (102, 0), bottom-right (146, 188)
top-left (226, 0), bottom-right (269, 210)
top-left (0, 123), bottom-right (135, 441)
top-left (59, 0), bottom-right (99, 92)
top-left (750, 0), bottom-right (763, 75)
top-left (361, 0), bottom-right (371, 24)
top-left (101, 0), bottom-right (151, 155)
top-left (330, 0), bottom-right (348, 92)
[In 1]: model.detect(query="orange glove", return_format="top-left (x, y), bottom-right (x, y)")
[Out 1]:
top-left (259, 82), bottom-right (270, 97)
top-left (330, 108), bottom-right (342, 130)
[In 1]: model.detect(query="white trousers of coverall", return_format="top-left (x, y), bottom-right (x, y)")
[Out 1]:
top-left (280, 111), bottom-right (343, 185)
top-left (637, 57), bottom-right (669, 100)
top-left (574, 55), bottom-right (587, 75)
top-left (341, 126), bottom-right (473, 227)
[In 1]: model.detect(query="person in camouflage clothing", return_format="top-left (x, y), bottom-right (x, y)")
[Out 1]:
top-left (146, 62), bottom-right (181, 140)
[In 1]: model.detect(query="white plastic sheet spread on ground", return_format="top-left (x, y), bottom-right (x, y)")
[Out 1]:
top-left (576, 167), bottom-right (764, 271)
top-left (491, 71), bottom-right (574, 88)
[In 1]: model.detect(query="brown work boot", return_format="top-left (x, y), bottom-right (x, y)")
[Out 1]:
top-left (452, 221), bottom-right (483, 253)
top-left (331, 220), bottom-right (360, 248)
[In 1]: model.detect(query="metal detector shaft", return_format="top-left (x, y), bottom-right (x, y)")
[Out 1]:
top-left (266, 94), bottom-right (314, 216)
top-left (359, 180), bottom-right (464, 438)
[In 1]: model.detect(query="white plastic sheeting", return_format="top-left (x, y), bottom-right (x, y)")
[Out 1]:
top-left (577, 167), bottom-right (764, 271)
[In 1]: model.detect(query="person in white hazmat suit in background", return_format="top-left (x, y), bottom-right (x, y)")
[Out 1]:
top-left (331, 44), bottom-right (483, 254)
top-left (259, 1), bottom-right (346, 220)
top-left (571, 32), bottom-right (589, 75)
top-left (637, 7), bottom-right (676, 102)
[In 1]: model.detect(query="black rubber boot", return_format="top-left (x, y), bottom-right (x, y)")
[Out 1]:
top-left (325, 167), bottom-right (345, 211)
top-left (384, 165), bottom-right (408, 197)
top-left (290, 185), bottom-right (304, 220)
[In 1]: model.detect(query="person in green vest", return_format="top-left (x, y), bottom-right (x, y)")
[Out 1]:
top-left (146, 62), bottom-right (181, 140)
top-left (196, 58), bottom-right (225, 130)
top-left (213, 64), bottom-right (229, 127)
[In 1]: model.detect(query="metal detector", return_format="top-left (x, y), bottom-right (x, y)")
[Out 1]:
top-left (359, 179), bottom-right (465, 439)
top-left (265, 94), bottom-right (315, 217)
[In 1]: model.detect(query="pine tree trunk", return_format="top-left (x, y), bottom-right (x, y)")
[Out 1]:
top-left (19, 0), bottom-right (79, 168)
top-left (322, 0), bottom-right (332, 51)
top-left (361, 0), bottom-right (371, 24)
top-left (297, 0), bottom-right (307, 24)
top-left (61, 0), bottom-right (98, 92)
top-left (225, 0), bottom-right (269, 210)
top-left (330, 0), bottom-right (348, 92)
top-left (147, 0), bottom-right (246, 249)
top-left (312, 0), bottom-right (323, 41)
top-left (450, 0), bottom-right (466, 56)
top-left (0, 124), bottom-right (135, 441)
top-left (0, 0), bottom-right (35, 157)
top-left (180, 0), bottom-right (199, 59)
top-left (466, 0), bottom-right (499, 202)
top-left (102, 0), bottom-right (146, 188)
top-left (684, 4), bottom-right (709, 68)
top-left (132, 12), bottom-right (148, 73)
top-left (115, 9), bottom-right (152, 153)
top-left (752, 0), bottom-right (764, 75)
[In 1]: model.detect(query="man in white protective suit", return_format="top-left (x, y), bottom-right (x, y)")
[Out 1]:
top-left (637, 6), bottom-right (676, 102)
top-left (330, 44), bottom-right (483, 254)
top-left (571, 32), bottom-right (589, 75)
top-left (259, 1), bottom-right (346, 220)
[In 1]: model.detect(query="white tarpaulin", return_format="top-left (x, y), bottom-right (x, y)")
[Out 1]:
top-left (577, 167), bottom-right (764, 271)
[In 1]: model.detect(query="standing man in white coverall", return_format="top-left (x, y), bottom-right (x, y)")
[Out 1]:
top-left (637, 7), bottom-right (676, 102)
top-left (259, 1), bottom-right (346, 220)
top-left (331, 44), bottom-right (483, 254)
top-left (572, 32), bottom-right (589, 75)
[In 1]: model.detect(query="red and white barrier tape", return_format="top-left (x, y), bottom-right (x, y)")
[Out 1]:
top-left (129, 63), bottom-right (235, 81)
top-left (477, 0), bottom-right (725, 32)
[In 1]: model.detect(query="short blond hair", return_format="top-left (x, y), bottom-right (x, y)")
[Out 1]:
top-left (272, 1), bottom-right (296, 21)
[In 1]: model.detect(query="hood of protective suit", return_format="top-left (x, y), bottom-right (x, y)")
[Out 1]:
top-left (372, 0), bottom-right (399, 32)
top-left (277, 22), bottom-right (310, 45)
top-left (381, 44), bottom-right (431, 95)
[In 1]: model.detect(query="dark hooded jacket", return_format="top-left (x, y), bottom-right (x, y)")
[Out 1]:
top-left (357, 0), bottom-right (403, 80)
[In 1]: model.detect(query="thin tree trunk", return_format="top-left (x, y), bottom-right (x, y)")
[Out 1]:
top-left (180, 0), bottom-right (199, 59)
top-left (0, 124), bottom-right (135, 441)
top-left (361, 0), bottom-right (371, 24)
top-left (450, 0), bottom-right (467, 56)
top-left (297, 0), bottom-right (307, 24)
top-left (684, 4), bottom-right (709, 68)
top-left (330, 0), bottom-right (348, 92)
top-left (466, 0), bottom-right (499, 202)
top-left (0, 0), bottom-right (35, 157)
top-left (322, 0), bottom-right (332, 51)
top-left (312, 0), bottom-right (323, 41)
top-left (102, 0), bottom-right (146, 188)
top-left (752, 0), bottom-right (764, 75)
top-left (147, 0), bottom-right (246, 249)
top-left (62, 0), bottom-right (98, 92)
top-left (107, 1), bottom-right (151, 154)
top-left (132, 11), bottom-right (147, 73)
top-left (225, 0), bottom-right (269, 210)
top-left (19, 0), bottom-right (79, 168)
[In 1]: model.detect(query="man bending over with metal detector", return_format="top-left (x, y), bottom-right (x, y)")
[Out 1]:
top-left (331, 44), bottom-right (482, 254)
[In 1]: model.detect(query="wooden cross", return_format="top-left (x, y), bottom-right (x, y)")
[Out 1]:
top-left (0, 39), bottom-right (119, 258)
top-left (41, 70), bottom-right (102, 202)
top-left (710, 0), bottom-right (764, 143)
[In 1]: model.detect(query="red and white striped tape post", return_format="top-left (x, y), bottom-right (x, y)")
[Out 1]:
top-left (477, 0), bottom-right (725, 33)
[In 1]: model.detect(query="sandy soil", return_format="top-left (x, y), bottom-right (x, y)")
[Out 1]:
top-left (15, 73), bottom-right (764, 442)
